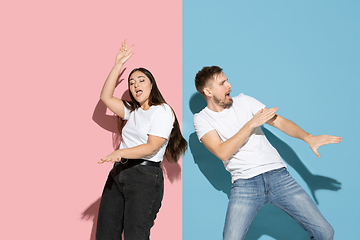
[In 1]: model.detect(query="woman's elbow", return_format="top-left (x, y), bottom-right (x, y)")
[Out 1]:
top-left (100, 94), bottom-right (108, 102)
top-left (147, 143), bottom-right (162, 156)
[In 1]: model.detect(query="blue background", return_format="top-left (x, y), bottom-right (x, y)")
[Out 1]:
top-left (182, 1), bottom-right (359, 239)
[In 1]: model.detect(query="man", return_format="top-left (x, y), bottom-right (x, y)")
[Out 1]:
top-left (193, 66), bottom-right (342, 240)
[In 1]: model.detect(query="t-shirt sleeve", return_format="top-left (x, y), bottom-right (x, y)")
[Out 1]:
top-left (193, 113), bottom-right (214, 142)
top-left (243, 94), bottom-right (266, 115)
top-left (148, 104), bottom-right (174, 139)
top-left (123, 104), bottom-right (131, 120)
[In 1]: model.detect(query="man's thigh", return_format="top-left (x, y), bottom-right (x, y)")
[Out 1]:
top-left (223, 176), bottom-right (267, 240)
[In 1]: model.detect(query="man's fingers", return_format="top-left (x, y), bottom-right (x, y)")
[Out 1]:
top-left (327, 137), bottom-right (342, 144)
top-left (263, 107), bottom-right (278, 119)
top-left (311, 147), bottom-right (320, 158)
top-left (263, 107), bottom-right (278, 115)
top-left (320, 135), bottom-right (342, 145)
top-left (267, 107), bottom-right (278, 113)
top-left (332, 136), bottom-right (342, 143)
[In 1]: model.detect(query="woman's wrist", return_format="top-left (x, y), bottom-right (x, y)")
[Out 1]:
top-left (113, 62), bottom-right (123, 70)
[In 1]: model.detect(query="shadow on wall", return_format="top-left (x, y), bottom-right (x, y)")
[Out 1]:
top-left (81, 71), bottom-right (182, 240)
top-left (188, 92), bottom-right (341, 240)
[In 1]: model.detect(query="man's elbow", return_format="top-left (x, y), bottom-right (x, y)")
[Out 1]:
top-left (267, 114), bottom-right (284, 128)
top-left (205, 145), bottom-right (231, 162)
top-left (219, 156), bottom-right (229, 162)
top-left (214, 151), bottom-right (230, 162)
top-left (266, 114), bottom-right (278, 126)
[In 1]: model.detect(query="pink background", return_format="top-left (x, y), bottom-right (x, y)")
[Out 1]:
top-left (0, 0), bottom-right (182, 239)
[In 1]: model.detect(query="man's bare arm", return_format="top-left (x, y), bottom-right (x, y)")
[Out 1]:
top-left (267, 111), bottom-right (342, 158)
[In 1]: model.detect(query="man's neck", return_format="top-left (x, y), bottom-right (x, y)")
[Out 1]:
top-left (206, 101), bottom-right (226, 112)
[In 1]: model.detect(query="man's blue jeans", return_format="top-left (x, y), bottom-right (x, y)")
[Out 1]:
top-left (223, 167), bottom-right (334, 240)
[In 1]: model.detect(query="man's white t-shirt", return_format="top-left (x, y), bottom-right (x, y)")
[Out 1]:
top-left (120, 103), bottom-right (174, 162)
top-left (193, 93), bottom-right (286, 181)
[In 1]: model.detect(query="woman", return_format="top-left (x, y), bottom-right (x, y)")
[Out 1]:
top-left (96, 40), bottom-right (187, 240)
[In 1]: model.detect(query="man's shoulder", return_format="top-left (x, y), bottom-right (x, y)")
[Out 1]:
top-left (233, 93), bottom-right (252, 102)
top-left (233, 93), bottom-right (261, 106)
top-left (193, 107), bottom-right (208, 121)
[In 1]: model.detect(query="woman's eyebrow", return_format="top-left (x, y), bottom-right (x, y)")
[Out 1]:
top-left (130, 76), bottom-right (145, 81)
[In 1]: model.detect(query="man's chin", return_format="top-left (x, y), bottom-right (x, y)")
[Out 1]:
top-left (215, 96), bottom-right (233, 108)
top-left (224, 98), bottom-right (233, 108)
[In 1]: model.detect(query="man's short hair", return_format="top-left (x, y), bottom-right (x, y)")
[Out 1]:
top-left (195, 66), bottom-right (223, 97)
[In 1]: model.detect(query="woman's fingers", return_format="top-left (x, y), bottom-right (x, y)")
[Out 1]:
top-left (98, 159), bottom-right (106, 164)
top-left (127, 44), bottom-right (135, 53)
top-left (98, 155), bottom-right (111, 164)
top-left (120, 41), bottom-right (124, 51)
top-left (115, 40), bottom-right (135, 64)
top-left (98, 155), bottom-right (122, 164)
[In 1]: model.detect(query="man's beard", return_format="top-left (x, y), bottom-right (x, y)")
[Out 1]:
top-left (214, 95), bottom-right (233, 108)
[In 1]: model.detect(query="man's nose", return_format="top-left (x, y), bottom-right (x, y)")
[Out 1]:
top-left (227, 82), bottom-right (232, 88)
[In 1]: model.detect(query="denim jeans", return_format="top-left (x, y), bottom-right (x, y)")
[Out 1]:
top-left (223, 167), bottom-right (334, 240)
top-left (96, 162), bottom-right (164, 240)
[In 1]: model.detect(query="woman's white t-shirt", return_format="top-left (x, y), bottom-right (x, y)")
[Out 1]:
top-left (120, 103), bottom-right (174, 162)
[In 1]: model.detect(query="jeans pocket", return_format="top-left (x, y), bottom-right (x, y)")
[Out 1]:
top-left (273, 167), bottom-right (287, 174)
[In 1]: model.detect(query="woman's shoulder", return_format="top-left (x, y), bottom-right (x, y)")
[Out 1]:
top-left (152, 103), bottom-right (171, 110)
top-left (149, 103), bottom-right (172, 115)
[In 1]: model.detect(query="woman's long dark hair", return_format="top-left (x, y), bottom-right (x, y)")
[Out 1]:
top-left (123, 67), bottom-right (187, 163)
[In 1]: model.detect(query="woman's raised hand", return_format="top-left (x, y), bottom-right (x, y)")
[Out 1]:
top-left (115, 39), bottom-right (135, 65)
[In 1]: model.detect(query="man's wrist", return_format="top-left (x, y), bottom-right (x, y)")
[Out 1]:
top-left (244, 120), bottom-right (257, 131)
top-left (303, 133), bottom-right (313, 144)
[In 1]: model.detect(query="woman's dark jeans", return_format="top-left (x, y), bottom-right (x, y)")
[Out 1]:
top-left (96, 162), bottom-right (164, 240)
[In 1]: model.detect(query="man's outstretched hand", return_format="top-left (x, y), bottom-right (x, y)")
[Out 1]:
top-left (305, 135), bottom-right (342, 158)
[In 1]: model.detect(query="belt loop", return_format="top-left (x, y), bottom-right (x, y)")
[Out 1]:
top-left (120, 158), bottom-right (128, 164)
